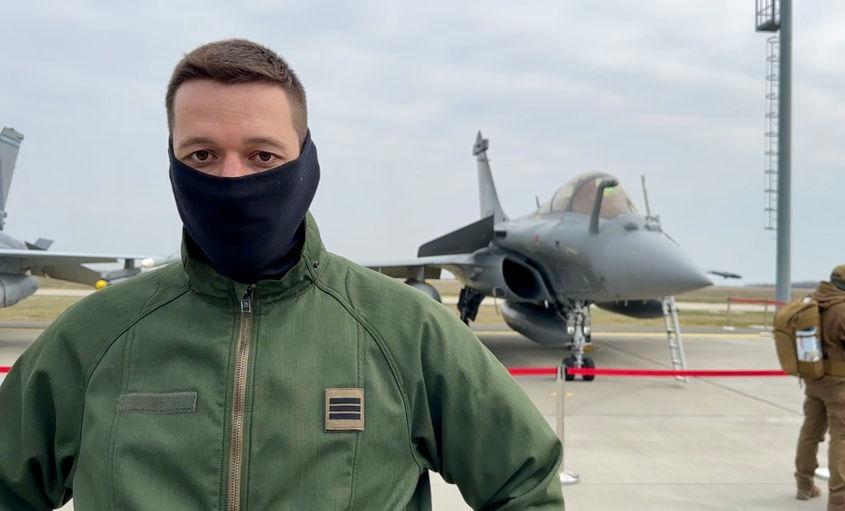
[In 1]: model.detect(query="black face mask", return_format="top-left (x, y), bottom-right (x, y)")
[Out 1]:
top-left (169, 131), bottom-right (320, 283)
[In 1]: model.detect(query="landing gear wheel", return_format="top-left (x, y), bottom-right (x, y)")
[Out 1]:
top-left (458, 287), bottom-right (484, 324)
top-left (582, 357), bottom-right (595, 382)
top-left (563, 356), bottom-right (577, 381)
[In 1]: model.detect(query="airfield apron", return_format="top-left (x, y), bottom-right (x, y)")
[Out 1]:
top-left (0, 211), bottom-right (563, 510)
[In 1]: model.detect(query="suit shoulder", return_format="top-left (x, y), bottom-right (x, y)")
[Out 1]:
top-left (320, 251), bottom-right (447, 312)
top-left (53, 263), bottom-right (189, 337)
top-left (17, 264), bottom-right (190, 385)
top-left (319, 252), bottom-right (459, 332)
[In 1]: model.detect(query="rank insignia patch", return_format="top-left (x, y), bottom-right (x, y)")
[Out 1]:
top-left (325, 388), bottom-right (365, 432)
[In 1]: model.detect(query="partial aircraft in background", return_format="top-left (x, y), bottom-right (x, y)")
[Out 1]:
top-left (0, 127), bottom-right (149, 307)
top-left (367, 132), bottom-right (712, 379)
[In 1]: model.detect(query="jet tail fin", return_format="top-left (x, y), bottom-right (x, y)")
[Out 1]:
top-left (473, 131), bottom-right (507, 223)
top-left (0, 127), bottom-right (24, 230)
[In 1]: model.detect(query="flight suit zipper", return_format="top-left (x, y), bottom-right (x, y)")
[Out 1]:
top-left (228, 284), bottom-right (254, 511)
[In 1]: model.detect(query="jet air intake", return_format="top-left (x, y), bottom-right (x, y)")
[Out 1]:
top-left (464, 250), bottom-right (549, 303)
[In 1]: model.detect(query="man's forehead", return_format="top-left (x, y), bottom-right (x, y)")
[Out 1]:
top-left (173, 80), bottom-right (291, 122)
top-left (171, 79), bottom-right (298, 148)
top-left (174, 79), bottom-right (289, 102)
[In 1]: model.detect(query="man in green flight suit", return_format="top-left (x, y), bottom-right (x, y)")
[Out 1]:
top-left (0, 39), bottom-right (564, 510)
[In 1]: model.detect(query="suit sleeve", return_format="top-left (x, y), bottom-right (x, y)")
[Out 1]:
top-left (0, 318), bottom-right (84, 510)
top-left (836, 304), bottom-right (845, 342)
top-left (408, 307), bottom-right (564, 510)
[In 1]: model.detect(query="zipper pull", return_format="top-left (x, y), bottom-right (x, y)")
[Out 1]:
top-left (241, 285), bottom-right (254, 313)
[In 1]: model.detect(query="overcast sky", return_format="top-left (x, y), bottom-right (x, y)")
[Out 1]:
top-left (1, 1), bottom-right (843, 284)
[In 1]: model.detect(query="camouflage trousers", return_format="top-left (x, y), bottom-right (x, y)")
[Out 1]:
top-left (796, 376), bottom-right (845, 511)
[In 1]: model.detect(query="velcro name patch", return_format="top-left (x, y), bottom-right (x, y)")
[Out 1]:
top-left (117, 391), bottom-right (197, 414)
top-left (325, 388), bottom-right (364, 432)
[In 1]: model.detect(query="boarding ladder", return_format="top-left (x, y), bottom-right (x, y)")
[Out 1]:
top-left (662, 296), bottom-right (688, 383)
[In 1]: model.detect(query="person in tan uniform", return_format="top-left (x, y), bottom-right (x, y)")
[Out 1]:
top-left (795, 265), bottom-right (845, 509)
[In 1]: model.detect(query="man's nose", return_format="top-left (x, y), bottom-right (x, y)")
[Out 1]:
top-left (219, 155), bottom-right (248, 178)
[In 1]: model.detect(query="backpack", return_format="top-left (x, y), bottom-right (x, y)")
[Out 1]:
top-left (773, 296), bottom-right (824, 379)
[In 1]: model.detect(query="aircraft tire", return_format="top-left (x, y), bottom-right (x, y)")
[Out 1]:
top-left (583, 357), bottom-right (595, 382)
top-left (563, 356), bottom-right (577, 381)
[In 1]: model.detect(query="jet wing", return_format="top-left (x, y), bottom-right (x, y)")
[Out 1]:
top-left (0, 248), bottom-right (146, 266)
top-left (363, 254), bottom-right (476, 280)
top-left (0, 248), bottom-right (149, 286)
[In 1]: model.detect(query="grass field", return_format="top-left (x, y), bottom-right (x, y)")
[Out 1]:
top-left (469, 299), bottom-right (773, 329)
top-left (429, 280), bottom-right (805, 328)
top-left (429, 279), bottom-right (811, 304)
top-left (33, 276), bottom-right (91, 290)
top-left (0, 278), bottom-right (809, 329)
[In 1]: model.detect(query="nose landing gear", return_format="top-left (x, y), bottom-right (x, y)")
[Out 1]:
top-left (560, 301), bottom-right (595, 381)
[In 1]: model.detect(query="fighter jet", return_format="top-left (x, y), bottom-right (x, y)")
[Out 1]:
top-left (366, 132), bottom-right (711, 378)
top-left (0, 127), bottom-right (147, 306)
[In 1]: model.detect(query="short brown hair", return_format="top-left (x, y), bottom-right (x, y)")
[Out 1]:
top-left (165, 39), bottom-right (307, 141)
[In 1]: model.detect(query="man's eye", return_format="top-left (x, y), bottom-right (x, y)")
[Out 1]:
top-left (257, 152), bottom-right (274, 162)
top-left (193, 150), bottom-right (211, 161)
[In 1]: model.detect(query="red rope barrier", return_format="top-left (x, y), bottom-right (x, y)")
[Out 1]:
top-left (0, 366), bottom-right (789, 378)
top-left (567, 368), bottom-right (787, 377)
top-left (508, 367), bottom-right (557, 376)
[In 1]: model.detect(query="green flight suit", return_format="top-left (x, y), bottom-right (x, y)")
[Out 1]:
top-left (0, 212), bottom-right (564, 510)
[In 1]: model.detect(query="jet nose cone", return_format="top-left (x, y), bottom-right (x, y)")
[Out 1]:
top-left (655, 254), bottom-right (713, 294)
top-left (596, 231), bottom-right (712, 299)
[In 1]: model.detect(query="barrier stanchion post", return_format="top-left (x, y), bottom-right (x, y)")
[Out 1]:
top-left (763, 302), bottom-right (769, 333)
top-left (724, 298), bottom-right (734, 331)
top-left (556, 364), bottom-right (580, 485)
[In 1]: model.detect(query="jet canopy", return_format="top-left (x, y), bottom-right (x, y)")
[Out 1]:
top-left (537, 172), bottom-right (640, 219)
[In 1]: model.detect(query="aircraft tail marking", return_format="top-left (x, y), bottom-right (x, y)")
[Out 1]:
top-left (473, 131), bottom-right (507, 223)
top-left (0, 127), bottom-right (24, 229)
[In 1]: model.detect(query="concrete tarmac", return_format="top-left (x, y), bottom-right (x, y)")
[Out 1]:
top-left (0, 324), bottom-right (821, 510)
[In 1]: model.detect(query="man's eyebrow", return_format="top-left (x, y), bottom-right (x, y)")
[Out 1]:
top-left (244, 137), bottom-right (287, 151)
top-left (177, 137), bottom-right (216, 151)
top-left (176, 136), bottom-right (289, 152)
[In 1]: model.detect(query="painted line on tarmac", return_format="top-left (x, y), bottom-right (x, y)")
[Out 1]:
top-left (35, 289), bottom-right (93, 297)
top-left (595, 331), bottom-right (768, 340)
top-left (475, 330), bottom-right (767, 340)
top-left (0, 322), bottom-right (51, 330)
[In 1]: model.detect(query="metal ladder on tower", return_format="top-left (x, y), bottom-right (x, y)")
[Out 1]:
top-left (763, 34), bottom-right (780, 233)
top-left (662, 296), bottom-right (688, 383)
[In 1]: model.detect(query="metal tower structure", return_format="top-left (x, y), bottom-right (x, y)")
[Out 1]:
top-left (755, 0), bottom-right (792, 304)
top-left (763, 35), bottom-right (779, 232)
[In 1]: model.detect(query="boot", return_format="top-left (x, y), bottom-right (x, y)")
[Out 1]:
top-left (797, 485), bottom-right (822, 500)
